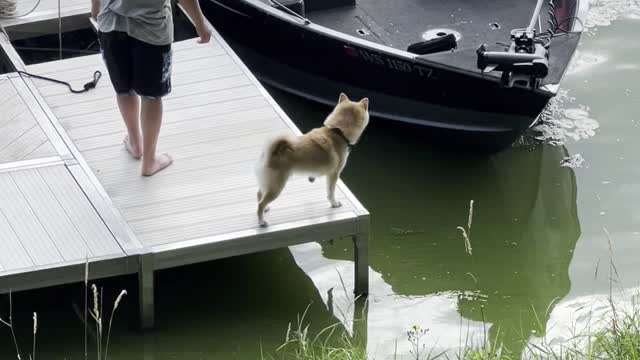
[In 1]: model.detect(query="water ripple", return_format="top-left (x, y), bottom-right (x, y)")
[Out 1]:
top-left (561, 154), bottom-right (586, 168)
top-left (585, 0), bottom-right (640, 32)
top-left (528, 90), bottom-right (600, 145)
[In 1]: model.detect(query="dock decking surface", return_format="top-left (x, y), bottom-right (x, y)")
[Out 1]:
top-left (27, 37), bottom-right (362, 252)
top-left (0, 77), bottom-right (57, 164)
top-left (0, 164), bottom-right (124, 268)
top-left (0, 72), bottom-right (132, 293)
top-left (0, 23), bottom-right (369, 325)
top-left (0, 76), bottom-right (57, 162)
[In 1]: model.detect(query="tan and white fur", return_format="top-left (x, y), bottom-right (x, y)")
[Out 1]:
top-left (254, 93), bottom-right (370, 227)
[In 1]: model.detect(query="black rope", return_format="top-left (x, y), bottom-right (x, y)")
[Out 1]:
top-left (17, 70), bottom-right (102, 93)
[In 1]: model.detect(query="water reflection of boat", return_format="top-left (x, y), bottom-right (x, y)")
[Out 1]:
top-left (292, 143), bottom-right (581, 356)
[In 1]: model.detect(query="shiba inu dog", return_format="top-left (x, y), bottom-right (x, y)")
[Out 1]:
top-left (254, 93), bottom-right (370, 227)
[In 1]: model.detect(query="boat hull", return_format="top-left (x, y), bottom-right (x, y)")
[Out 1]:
top-left (199, 0), bottom-right (558, 147)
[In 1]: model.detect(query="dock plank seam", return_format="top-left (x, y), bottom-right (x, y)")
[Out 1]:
top-left (0, 173), bottom-right (64, 265)
top-left (0, 206), bottom-right (35, 270)
top-left (35, 169), bottom-right (97, 257)
top-left (6, 171), bottom-right (68, 261)
top-left (11, 76), bottom-right (73, 159)
top-left (22, 137), bottom-right (52, 159)
top-left (0, 123), bottom-right (37, 154)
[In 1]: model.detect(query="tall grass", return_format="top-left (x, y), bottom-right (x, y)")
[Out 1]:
top-left (1, 261), bottom-right (127, 360)
top-left (0, 291), bottom-right (23, 360)
top-left (457, 200), bottom-right (474, 256)
top-left (261, 304), bottom-right (367, 360)
top-left (261, 302), bottom-right (640, 360)
top-left (32, 312), bottom-right (37, 360)
top-left (589, 311), bottom-right (640, 358)
top-left (527, 306), bottom-right (640, 360)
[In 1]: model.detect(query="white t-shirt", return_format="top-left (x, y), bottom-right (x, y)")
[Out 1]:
top-left (97, 0), bottom-right (174, 46)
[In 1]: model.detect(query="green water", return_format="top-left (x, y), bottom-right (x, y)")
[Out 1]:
top-left (2, 8), bottom-right (640, 360)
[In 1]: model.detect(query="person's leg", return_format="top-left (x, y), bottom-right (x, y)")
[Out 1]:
top-left (140, 97), bottom-right (172, 176)
top-left (99, 31), bottom-right (141, 159)
top-left (117, 94), bottom-right (142, 159)
top-left (132, 37), bottom-right (173, 176)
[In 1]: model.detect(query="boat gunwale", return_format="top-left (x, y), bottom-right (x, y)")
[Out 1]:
top-left (232, 0), bottom-right (584, 95)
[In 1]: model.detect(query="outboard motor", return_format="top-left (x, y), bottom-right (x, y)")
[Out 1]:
top-left (476, 0), bottom-right (550, 88)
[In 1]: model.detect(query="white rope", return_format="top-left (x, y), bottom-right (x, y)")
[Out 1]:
top-left (0, 0), bottom-right (45, 56)
top-left (0, 0), bottom-right (42, 18)
top-left (0, 0), bottom-right (17, 16)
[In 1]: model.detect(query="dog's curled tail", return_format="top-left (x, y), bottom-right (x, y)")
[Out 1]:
top-left (267, 134), bottom-right (294, 158)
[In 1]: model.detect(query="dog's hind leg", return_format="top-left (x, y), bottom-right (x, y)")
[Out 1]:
top-left (257, 174), bottom-right (288, 227)
top-left (257, 190), bottom-right (271, 210)
top-left (257, 191), bottom-right (279, 227)
top-left (326, 171), bottom-right (342, 208)
top-left (257, 189), bottom-right (270, 213)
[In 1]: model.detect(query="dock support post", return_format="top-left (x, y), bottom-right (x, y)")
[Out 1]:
top-left (139, 252), bottom-right (155, 330)
top-left (353, 230), bottom-right (369, 296)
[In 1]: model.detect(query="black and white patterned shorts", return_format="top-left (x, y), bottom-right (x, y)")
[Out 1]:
top-left (99, 30), bottom-right (172, 98)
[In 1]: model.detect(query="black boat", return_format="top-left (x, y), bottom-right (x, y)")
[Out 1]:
top-left (199, 0), bottom-right (587, 149)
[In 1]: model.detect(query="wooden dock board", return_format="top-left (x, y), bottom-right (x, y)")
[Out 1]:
top-left (0, 163), bottom-right (130, 293)
top-left (27, 37), bottom-right (367, 254)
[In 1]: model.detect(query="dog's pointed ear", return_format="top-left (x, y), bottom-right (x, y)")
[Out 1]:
top-left (338, 93), bottom-right (349, 103)
top-left (360, 97), bottom-right (369, 111)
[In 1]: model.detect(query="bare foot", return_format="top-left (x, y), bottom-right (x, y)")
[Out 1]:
top-left (142, 153), bottom-right (173, 176)
top-left (124, 136), bottom-right (142, 159)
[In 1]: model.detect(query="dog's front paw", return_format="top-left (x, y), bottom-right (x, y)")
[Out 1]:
top-left (330, 201), bottom-right (342, 208)
top-left (259, 219), bottom-right (269, 227)
top-left (308, 177), bottom-right (316, 183)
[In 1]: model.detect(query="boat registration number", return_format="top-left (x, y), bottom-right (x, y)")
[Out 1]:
top-left (346, 46), bottom-right (438, 79)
